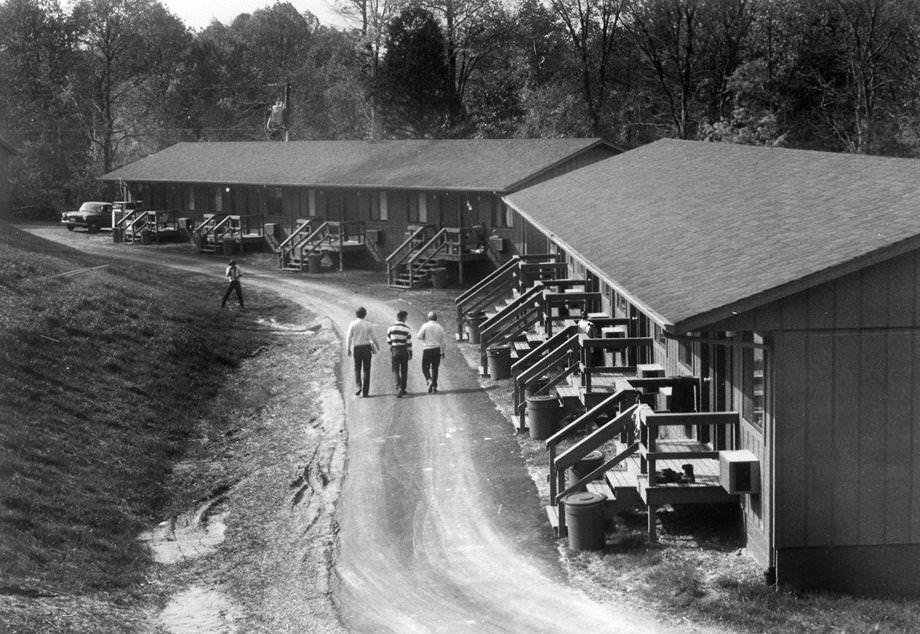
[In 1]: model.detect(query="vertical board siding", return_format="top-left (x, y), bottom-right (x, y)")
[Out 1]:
top-left (805, 334), bottom-right (834, 546)
top-left (857, 333), bottom-right (887, 544)
top-left (886, 333), bottom-right (913, 543)
top-left (775, 332), bottom-right (808, 547)
top-left (832, 335), bottom-right (861, 545)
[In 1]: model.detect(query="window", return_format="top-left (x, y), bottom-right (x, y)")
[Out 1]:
top-left (742, 333), bottom-right (766, 431)
top-left (360, 191), bottom-right (379, 220)
top-left (308, 189), bottom-right (316, 217)
top-left (678, 336), bottom-right (693, 368)
top-left (418, 193), bottom-right (428, 223)
top-left (379, 192), bottom-right (388, 220)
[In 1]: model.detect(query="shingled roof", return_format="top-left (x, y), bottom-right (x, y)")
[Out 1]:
top-left (505, 138), bottom-right (920, 330)
top-left (101, 138), bottom-right (611, 192)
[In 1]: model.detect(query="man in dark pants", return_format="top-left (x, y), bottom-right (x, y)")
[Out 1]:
top-left (345, 306), bottom-right (379, 397)
top-left (416, 311), bottom-right (447, 393)
top-left (221, 260), bottom-right (244, 309)
top-left (386, 310), bottom-right (412, 397)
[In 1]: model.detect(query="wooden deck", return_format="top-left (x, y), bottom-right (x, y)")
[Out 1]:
top-left (639, 439), bottom-right (737, 505)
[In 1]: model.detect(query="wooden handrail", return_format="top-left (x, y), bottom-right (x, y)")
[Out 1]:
top-left (555, 442), bottom-right (640, 504)
top-left (511, 324), bottom-right (578, 377)
top-left (547, 402), bottom-right (639, 503)
top-left (513, 333), bottom-right (580, 429)
top-left (545, 388), bottom-right (639, 448)
top-left (641, 411), bottom-right (739, 428)
top-left (456, 255), bottom-right (519, 306)
top-left (278, 220), bottom-right (314, 251)
top-left (479, 303), bottom-right (543, 359)
top-left (480, 283), bottom-right (543, 335)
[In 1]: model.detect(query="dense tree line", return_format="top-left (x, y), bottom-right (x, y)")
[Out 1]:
top-left (3, 0), bottom-right (920, 213)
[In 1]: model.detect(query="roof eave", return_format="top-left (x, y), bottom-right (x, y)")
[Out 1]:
top-left (672, 233), bottom-right (920, 333)
top-left (503, 195), bottom-right (674, 329)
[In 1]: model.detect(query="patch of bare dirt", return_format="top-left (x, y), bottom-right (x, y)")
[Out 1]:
top-left (143, 314), bottom-right (347, 632)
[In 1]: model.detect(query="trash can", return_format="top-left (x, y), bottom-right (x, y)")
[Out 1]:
top-left (566, 450), bottom-right (605, 492)
top-left (112, 228), bottom-right (123, 243)
top-left (527, 394), bottom-right (561, 440)
top-left (466, 312), bottom-right (486, 344)
top-left (430, 267), bottom-right (449, 288)
top-left (308, 253), bottom-right (323, 273)
top-left (563, 491), bottom-right (606, 551)
top-left (140, 229), bottom-right (153, 245)
top-left (486, 344), bottom-right (512, 380)
top-left (221, 239), bottom-right (237, 255)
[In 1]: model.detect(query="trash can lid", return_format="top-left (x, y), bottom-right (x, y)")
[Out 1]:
top-left (580, 450), bottom-right (604, 462)
top-left (487, 343), bottom-right (511, 351)
top-left (527, 394), bottom-right (558, 403)
top-left (562, 491), bottom-right (605, 507)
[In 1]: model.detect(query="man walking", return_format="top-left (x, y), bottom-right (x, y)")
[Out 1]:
top-left (416, 311), bottom-right (447, 393)
top-left (221, 260), bottom-right (244, 309)
top-left (346, 306), bottom-right (379, 397)
top-left (386, 310), bottom-right (412, 397)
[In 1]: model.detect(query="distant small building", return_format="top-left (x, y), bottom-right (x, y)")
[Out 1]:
top-left (0, 136), bottom-right (16, 219)
top-left (504, 139), bottom-right (920, 596)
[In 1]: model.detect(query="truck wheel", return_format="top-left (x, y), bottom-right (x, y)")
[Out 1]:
top-left (66, 225), bottom-right (74, 231)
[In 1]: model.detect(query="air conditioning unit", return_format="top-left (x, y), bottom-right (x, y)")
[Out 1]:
top-left (489, 236), bottom-right (507, 252)
top-left (719, 450), bottom-right (760, 494)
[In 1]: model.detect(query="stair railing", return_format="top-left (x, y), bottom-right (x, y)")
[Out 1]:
top-left (386, 225), bottom-right (431, 286)
top-left (277, 220), bottom-right (314, 268)
top-left (455, 256), bottom-right (520, 339)
top-left (478, 284), bottom-right (544, 365)
top-left (518, 261), bottom-right (567, 291)
top-left (404, 227), bottom-right (449, 287)
top-left (512, 327), bottom-right (579, 430)
top-left (292, 221), bottom-right (331, 268)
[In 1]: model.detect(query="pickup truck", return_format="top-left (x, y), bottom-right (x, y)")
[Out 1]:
top-left (61, 201), bottom-right (113, 232)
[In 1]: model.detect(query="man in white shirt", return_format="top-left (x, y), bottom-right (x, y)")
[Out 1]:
top-left (221, 260), bottom-right (244, 309)
top-left (345, 306), bottom-right (379, 397)
top-left (416, 311), bottom-right (447, 393)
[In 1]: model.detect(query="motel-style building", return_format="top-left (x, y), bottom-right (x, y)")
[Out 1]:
top-left (100, 138), bottom-right (616, 282)
top-left (498, 139), bottom-right (920, 595)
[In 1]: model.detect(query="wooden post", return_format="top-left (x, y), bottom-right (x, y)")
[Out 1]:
top-left (548, 443), bottom-right (557, 501)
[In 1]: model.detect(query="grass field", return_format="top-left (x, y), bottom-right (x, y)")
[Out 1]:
top-left (0, 223), bottom-right (304, 621)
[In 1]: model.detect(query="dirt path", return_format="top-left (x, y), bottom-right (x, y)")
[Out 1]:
top-left (22, 226), bottom-right (672, 632)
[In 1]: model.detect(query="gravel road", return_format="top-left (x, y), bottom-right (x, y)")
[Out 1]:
top-left (22, 225), bottom-right (670, 632)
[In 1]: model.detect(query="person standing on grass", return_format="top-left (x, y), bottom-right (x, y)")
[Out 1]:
top-left (386, 310), bottom-right (412, 398)
top-left (221, 260), bottom-right (244, 309)
top-left (416, 311), bottom-right (447, 393)
top-left (346, 306), bottom-right (379, 397)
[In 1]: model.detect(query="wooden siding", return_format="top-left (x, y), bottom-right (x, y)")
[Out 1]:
top-left (773, 329), bottom-right (920, 549)
top-left (0, 144), bottom-right (11, 217)
top-left (776, 544), bottom-right (920, 596)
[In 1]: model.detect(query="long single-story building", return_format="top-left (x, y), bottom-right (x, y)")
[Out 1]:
top-left (100, 138), bottom-right (616, 277)
top-left (502, 138), bottom-right (920, 596)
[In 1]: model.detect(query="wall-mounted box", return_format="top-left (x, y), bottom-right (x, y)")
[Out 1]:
top-left (719, 450), bottom-right (760, 494)
top-left (489, 236), bottom-right (507, 252)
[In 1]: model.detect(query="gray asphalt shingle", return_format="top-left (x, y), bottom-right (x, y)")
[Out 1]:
top-left (101, 138), bottom-right (608, 192)
top-left (506, 139), bottom-right (920, 327)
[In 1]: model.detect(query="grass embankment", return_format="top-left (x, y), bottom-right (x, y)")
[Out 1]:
top-left (0, 224), bottom-right (300, 617)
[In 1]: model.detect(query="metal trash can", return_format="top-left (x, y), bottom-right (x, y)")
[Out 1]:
top-left (566, 450), bottom-right (605, 492)
top-left (308, 253), bottom-right (323, 273)
top-left (563, 491), bottom-right (606, 551)
top-left (486, 344), bottom-right (512, 380)
top-left (466, 312), bottom-right (486, 344)
top-left (140, 229), bottom-right (153, 245)
top-left (112, 228), bottom-right (123, 243)
top-left (430, 267), bottom-right (449, 288)
top-left (527, 394), bottom-right (561, 440)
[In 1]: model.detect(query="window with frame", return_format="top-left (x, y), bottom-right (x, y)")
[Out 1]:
top-left (742, 332), bottom-right (766, 431)
top-left (678, 336), bottom-right (693, 368)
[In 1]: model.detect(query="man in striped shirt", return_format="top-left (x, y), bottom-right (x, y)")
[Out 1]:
top-left (386, 310), bottom-right (412, 397)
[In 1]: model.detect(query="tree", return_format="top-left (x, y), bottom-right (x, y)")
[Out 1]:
top-left (376, 6), bottom-right (453, 137)
top-left (549, 0), bottom-right (625, 135)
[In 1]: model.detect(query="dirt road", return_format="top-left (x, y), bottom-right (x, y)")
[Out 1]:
top-left (25, 226), bottom-right (668, 632)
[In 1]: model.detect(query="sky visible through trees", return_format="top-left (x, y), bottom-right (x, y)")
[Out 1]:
top-left (3, 0), bottom-right (920, 212)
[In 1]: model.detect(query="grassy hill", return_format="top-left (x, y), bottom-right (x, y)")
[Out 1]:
top-left (0, 223), bottom-right (300, 618)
